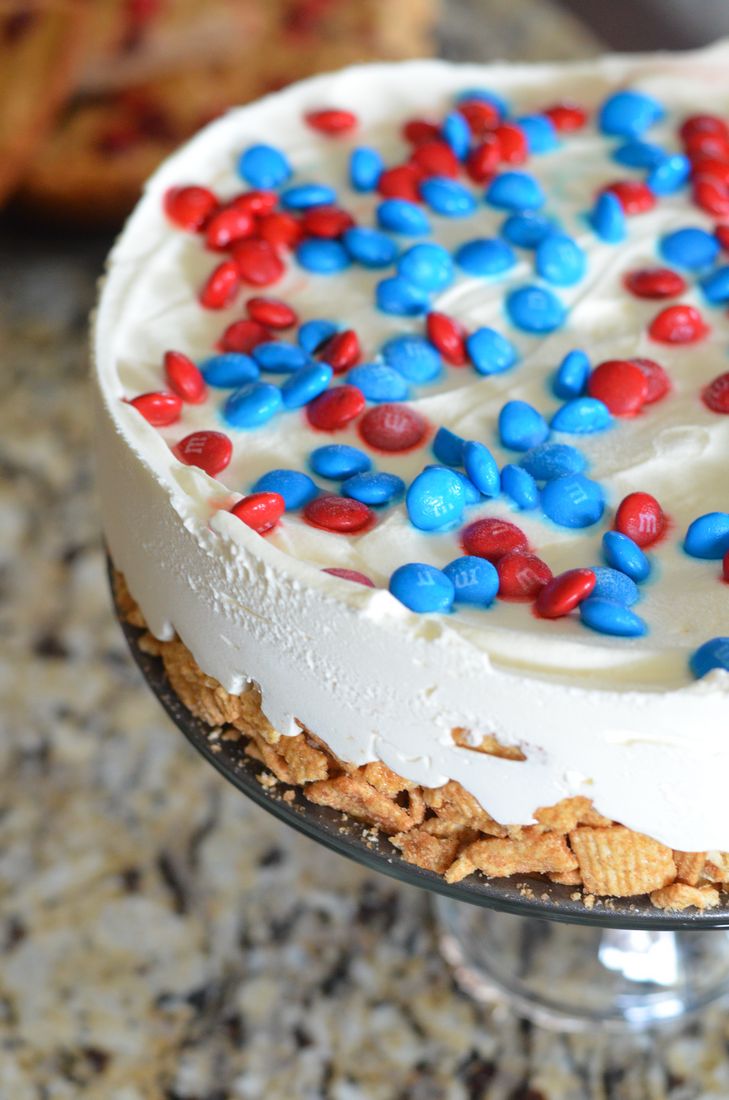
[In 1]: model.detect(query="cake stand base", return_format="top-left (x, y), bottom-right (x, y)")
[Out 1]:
top-left (434, 896), bottom-right (729, 1032)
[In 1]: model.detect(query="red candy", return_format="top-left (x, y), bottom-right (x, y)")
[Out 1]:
top-left (494, 123), bottom-right (527, 164)
top-left (319, 329), bottom-right (360, 373)
top-left (402, 118), bottom-right (441, 146)
top-left (457, 99), bottom-right (499, 136)
top-left (680, 114), bottom-right (729, 143)
top-left (129, 391), bottom-right (182, 426)
top-left (301, 205), bottom-right (355, 238)
top-left (163, 185), bottom-right (218, 230)
top-left (543, 101), bottom-right (587, 131)
top-left (723, 550), bottom-right (729, 583)
top-left (588, 359), bottom-right (649, 417)
top-left (693, 176), bottom-right (729, 216)
top-left (306, 385), bottom-right (365, 431)
top-left (219, 318), bottom-right (270, 353)
top-left (614, 492), bottom-right (666, 548)
top-left (358, 404), bottom-right (427, 452)
top-left (630, 358), bottom-right (671, 404)
top-left (684, 131), bottom-right (729, 160)
top-left (204, 205), bottom-right (254, 251)
top-left (377, 164), bottom-right (422, 202)
top-left (603, 180), bottom-right (656, 215)
top-left (304, 108), bottom-right (358, 135)
top-left (233, 238), bottom-right (285, 286)
top-left (535, 569), bottom-right (596, 619)
top-left (246, 296), bottom-right (298, 329)
top-left (231, 492), bottom-right (285, 534)
top-left (688, 155), bottom-right (729, 185)
top-left (257, 211), bottom-right (303, 250)
top-left (426, 311), bottom-right (468, 366)
top-left (175, 430), bottom-right (232, 476)
top-left (715, 224), bottom-right (729, 252)
top-left (199, 259), bottom-right (240, 309)
top-left (624, 267), bottom-right (687, 300)
top-left (232, 190), bottom-right (278, 217)
top-left (461, 518), bottom-right (527, 563)
top-left (497, 551), bottom-right (552, 600)
top-left (322, 567), bottom-right (375, 587)
top-left (304, 495), bottom-right (373, 533)
top-left (465, 137), bottom-right (500, 183)
top-left (702, 371), bottom-right (729, 414)
top-left (410, 140), bottom-right (460, 179)
top-left (649, 304), bottom-right (708, 344)
top-left (164, 350), bottom-right (207, 404)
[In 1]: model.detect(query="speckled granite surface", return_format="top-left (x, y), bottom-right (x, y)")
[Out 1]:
top-left (5, 5), bottom-right (729, 1097)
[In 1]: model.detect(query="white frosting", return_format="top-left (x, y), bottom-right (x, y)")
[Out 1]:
top-left (94, 46), bottom-right (729, 851)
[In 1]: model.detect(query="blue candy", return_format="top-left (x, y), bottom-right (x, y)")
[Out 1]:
top-left (463, 440), bottom-right (500, 496)
top-left (580, 597), bottom-right (647, 637)
top-left (455, 87), bottom-right (508, 119)
top-left (280, 183), bottom-right (337, 210)
top-left (660, 227), bottom-right (719, 271)
top-left (349, 146), bottom-right (384, 192)
top-left (602, 530), bottom-right (651, 582)
top-left (346, 363), bottom-right (409, 402)
top-left (389, 562), bottom-right (454, 613)
top-left (541, 474), bottom-right (605, 528)
top-left (502, 212), bottom-right (558, 249)
top-left (442, 111), bottom-right (471, 159)
top-left (253, 341), bottom-right (310, 373)
top-left (377, 198), bottom-right (430, 236)
top-left (343, 226), bottom-right (399, 268)
top-left (647, 154), bottom-right (691, 195)
top-left (200, 353), bottom-right (259, 388)
top-left (382, 334), bottom-right (442, 383)
top-left (223, 382), bottom-right (282, 428)
top-left (238, 143), bottom-right (291, 189)
top-left (296, 238), bottom-right (351, 273)
top-left (420, 177), bottom-right (477, 217)
top-left (535, 234), bottom-right (587, 287)
top-left (310, 444), bottom-right (371, 480)
top-left (376, 276), bottom-right (430, 316)
top-left (466, 327), bottom-right (518, 375)
top-left (516, 114), bottom-right (558, 154)
top-left (252, 469), bottom-right (318, 509)
top-left (591, 566), bottom-right (640, 607)
top-left (443, 556), bottom-right (499, 606)
top-left (454, 237), bottom-right (516, 276)
top-left (298, 318), bottom-right (338, 353)
top-left (501, 464), bottom-right (539, 509)
top-left (553, 349), bottom-right (590, 399)
top-left (406, 466), bottom-right (466, 531)
top-left (690, 637), bottom-right (729, 679)
top-left (280, 362), bottom-right (333, 408)
top-left (432, 426), bottom-right (465, 466)
top-left (506, 285), bottom-right (565, 333)
top-left (551, 397), bottom-right (612, 434)
top-left (453, 471), bottom-right (482, 505)
top-left (397, 242), bottom-right (454, 290)
top-left (342, 471), bottom-right (405, 506)
top-left (613, 140), bottom-right (666, 168)
top-left (589, 192), bottom-right (626, 243)
top-left (684, 512), bottom-right (729, 559)
top-left (520, 442), bottom-right (586, 481)
top-left (598, 90), bottom-right (665, 138)
top-left (498, 400), bottom-right (550, 451)
top-left (486, 171), bottom-right (545, 211)
top-left (700, 266), bottom-right (729, 305)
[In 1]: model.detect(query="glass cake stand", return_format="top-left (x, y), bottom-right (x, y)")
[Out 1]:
top-left (110, 566), bottom-right (729, 1032)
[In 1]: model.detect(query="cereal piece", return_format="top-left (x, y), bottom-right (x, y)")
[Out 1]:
top-left (549, 868), bottom-right (583, 886)
top-left (424, 780), bottom-right (508, 836)
top-left (445, 828), bottom-right (577, 884)
top-left (392, 827), bottom-right (464, 873)
top-left (305, 774), bottom-right (416, 834)
top-left (650, 883), bottom-right (720, 911)
top-left (535, 796), bottom-right (612, 833)
top-left (570, 826), bottom-right (675, 897)
top-left (451, 727), bottom-right (526, 761)
top-left (362, 760), bottom-right (419, 795)
top-left (673, 850), bottom-right (707, 886)
top-left (114, 570), bottom-right (145, 627)
top-left (703, 854), bottom-right (729, 883)
top-left (137, 631), bottom-right (162, 656)
top-left (275, 733), bottom-right (329, 784)
top-left (245, 732), bottom-right (297, 785)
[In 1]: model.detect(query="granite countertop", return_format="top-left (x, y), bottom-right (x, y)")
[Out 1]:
top-left (4, 4), bottom-right (729, 1097)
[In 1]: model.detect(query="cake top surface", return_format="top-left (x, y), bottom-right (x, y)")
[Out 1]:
top-left (96, 47), bottom-right (729, 696)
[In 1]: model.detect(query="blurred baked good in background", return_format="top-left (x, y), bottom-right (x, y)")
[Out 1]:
top-left (1, 0), bottom-right (435, 227)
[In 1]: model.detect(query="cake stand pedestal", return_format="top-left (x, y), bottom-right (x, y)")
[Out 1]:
top-left (111, 566), bottom-right (729, 1033)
